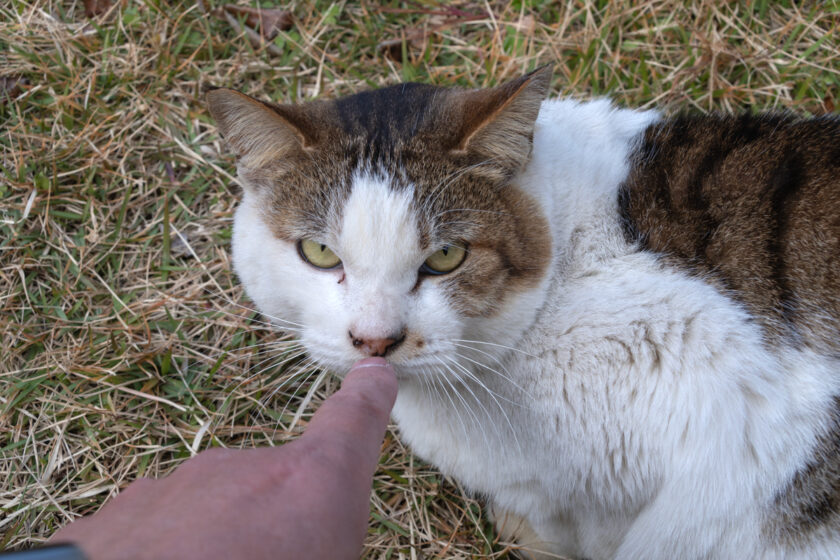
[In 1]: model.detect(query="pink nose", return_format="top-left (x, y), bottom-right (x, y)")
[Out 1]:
top-left (349, 331), bottom-right (405, 357)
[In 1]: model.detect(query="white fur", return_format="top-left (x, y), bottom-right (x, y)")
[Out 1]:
top-left (232, 98), bottom-right (840, 559)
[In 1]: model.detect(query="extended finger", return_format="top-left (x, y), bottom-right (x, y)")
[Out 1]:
top-left (299, 357), bottom-right (398, 469)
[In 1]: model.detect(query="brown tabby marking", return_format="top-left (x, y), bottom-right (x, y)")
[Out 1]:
top-left (618, 112), bottom-right (840, 543)
top-left (619, 114), bottom-right (840, 349)
top-left (770, 395), bottom-right (840, 544)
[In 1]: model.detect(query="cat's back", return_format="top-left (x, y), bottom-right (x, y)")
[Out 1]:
top-left (618, 112), bottom-right (840, 350)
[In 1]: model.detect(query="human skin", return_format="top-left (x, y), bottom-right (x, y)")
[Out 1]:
top-left (50, 358), bottom-right (398, 560)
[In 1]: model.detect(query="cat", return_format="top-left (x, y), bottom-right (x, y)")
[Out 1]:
top-left (206, 66), bottom-right (840, 559)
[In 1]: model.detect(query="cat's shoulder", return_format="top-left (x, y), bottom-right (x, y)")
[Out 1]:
top-left (536, 97), bottom-right (660, 142)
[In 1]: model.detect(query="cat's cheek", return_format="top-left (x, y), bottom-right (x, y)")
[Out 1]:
top-left (232, 196), bottom-right (310, 325)
top-left (298, 292), bottom-right (359, 368)
top-left (396, 282), bottom-right (467, 365)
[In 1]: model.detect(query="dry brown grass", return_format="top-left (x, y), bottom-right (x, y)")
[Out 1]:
top-left (1, 0), bottom-right (838, 557)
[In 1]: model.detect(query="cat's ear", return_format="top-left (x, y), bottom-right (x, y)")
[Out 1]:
top-left (452, 65), bottom-right (552, 172)
top-left (206, 88), bottom-right (315, 166)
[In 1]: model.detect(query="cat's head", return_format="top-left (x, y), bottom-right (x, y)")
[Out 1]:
top-left (207, 68), bottom-right (553, 379)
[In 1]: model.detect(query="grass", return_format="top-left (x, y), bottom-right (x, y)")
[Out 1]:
top-left (1, 0), bottom-right (838, 557)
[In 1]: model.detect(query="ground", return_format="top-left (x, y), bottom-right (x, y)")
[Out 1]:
top-left (1, 0), bottom-right (838, 557)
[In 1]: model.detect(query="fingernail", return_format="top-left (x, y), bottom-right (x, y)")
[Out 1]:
top-left (350, 357), bottom-right (393, 373)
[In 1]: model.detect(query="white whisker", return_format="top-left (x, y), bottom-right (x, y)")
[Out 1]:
top-left (239, 347), bottom-right (309, 384)
top-left (451, 343), bottom-right (534, 400)
top-left (273, 359), bottom-right (321, 425)
top-left (452, 338), bottom-right (542, 360)
top-left (434, 355), bottom-right (492, 452)
top-left (428, 359), bottom-right (470, 444)
top-left (424, 159), bottom-right (498, 212)
top-left (201, 287), bottom-right (306, 330)
top-left (289, 369), bottom-right (330, 432)
top-left (447, 355), bottom-right (525, 458)
top-left (222, 340), bottom-right (304, 364)
top-left (443, 357), bottom-right (499, 444)
top-left (197, 298), bottom-right (303, 333)
top-left (433, 220), bottom-right (481, 229)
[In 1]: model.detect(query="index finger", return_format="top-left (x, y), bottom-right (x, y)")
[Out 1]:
top-left (298, 358), bottom-right (398, 469)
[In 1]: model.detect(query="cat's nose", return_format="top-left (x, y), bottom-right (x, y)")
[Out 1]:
top-left (348, 330), bottom-right (406, 357)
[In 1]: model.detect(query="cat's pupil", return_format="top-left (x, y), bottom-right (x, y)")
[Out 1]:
top-left (442, 246), bottom-right (449, 256)
top-left (320, 244), bottom-right (326, 252)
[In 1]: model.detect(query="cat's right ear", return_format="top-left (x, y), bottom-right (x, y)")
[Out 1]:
top-left (206, 88), bottom-right (314, 166)
top-left (450, 65), bottom-right (552, 174)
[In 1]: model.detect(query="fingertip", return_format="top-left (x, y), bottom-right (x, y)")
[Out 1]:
top-left (349, 357), bottom-right (393, 373)
top-left (300, 358), bottom-right (398, 460)
top-left (345, 358), bottom-right (398, 406)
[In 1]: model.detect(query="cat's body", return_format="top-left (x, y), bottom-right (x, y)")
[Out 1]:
top-left (207, 68), bottom-right (840, 559)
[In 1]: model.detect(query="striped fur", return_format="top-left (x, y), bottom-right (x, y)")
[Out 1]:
top-left (619, 112), bottom-right (840, 550)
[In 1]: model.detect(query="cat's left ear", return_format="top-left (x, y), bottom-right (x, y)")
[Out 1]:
top-left (452, 65), bottom-right (552, 173)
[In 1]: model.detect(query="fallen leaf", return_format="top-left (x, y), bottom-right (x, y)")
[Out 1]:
top-left (221, 5), bottom-right (293, 41)
top-left (823, 93), bottom-right (835, 114)
top-left (516, 14), bottom-right (536, 35)
top-left (83, 0), bottom-right (112, 18)
top-left (0, 76), bottom-right (28, 105)
top-left (378, 28), bottom-right (428, 62)
top-left (377, 12), bottom-right (485, 62)
top-left (164, 161), bottom-right (177, 183)
top-left (171, 230), bottom-right (196, 259)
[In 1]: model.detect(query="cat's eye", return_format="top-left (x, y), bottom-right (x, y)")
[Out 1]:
top-left (298, 239), bottom-right (341, 269)
top-left (422, 244), bottom-right (467, 275)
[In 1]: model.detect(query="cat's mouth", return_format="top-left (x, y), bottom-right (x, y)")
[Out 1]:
top-left (305, 334), bottom-right (430, 371)
top-left (320, 342), bottom-right (514, 391)
top-left (299, 331), bottom-right (454, 380)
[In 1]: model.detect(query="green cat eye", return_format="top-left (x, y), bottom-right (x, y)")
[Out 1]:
top-left (299, 239), bottom-right (341, 269)
top-left (422, 244), bottom-right (467, 274)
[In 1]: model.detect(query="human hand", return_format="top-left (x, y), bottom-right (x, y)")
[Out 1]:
top-left (49, 358), bottom-right (398, 560)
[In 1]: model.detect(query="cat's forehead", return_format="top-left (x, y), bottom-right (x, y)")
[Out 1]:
top-left (251, 85), bottom-right (471, 237)
top-left (337, 171), bottom-right (422, 278)
top-left (331, 82), bottom-right (445, 146)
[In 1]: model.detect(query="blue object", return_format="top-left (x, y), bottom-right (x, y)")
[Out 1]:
top-left (0, 545), bottom-right (87, 560)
